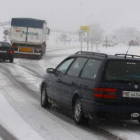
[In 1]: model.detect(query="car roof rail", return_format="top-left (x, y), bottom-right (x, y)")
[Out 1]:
top-left (115, 54), bottom-right (140, 58)
top-left (75, 51), bottom-right (108, 58)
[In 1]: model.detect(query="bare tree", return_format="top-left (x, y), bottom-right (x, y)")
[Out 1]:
top-left (113, 27), bottom-right (139, 44)
top-left (59, 33), bottom-right (67, 44)
top-left (89, 24), bottom-right (104, 50)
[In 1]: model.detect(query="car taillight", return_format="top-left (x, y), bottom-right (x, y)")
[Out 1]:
top-left (94, 87), bottom-right (117, 99)
top-left (10, 50), bottom-right (14, 54)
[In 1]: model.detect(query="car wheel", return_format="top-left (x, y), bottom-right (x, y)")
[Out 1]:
top-left (38, 54), bottom-right (42, 59)
top-left (9, 58), bottom-right (14, 63)
top-left (74, 98), bottom-right (88, 124)
top-left (41, 85), bottom-right (51, 108)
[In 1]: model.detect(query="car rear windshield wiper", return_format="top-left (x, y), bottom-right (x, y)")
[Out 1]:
top-left (106, 79), bottom-right (139, 83)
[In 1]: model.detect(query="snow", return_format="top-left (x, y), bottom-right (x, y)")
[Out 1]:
top-left (0, 89), bottom-right (44, 140)
top-left (0, 43), bottom-right (140, 140)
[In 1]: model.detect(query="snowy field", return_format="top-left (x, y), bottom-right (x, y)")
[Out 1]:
top-left (0, 43), bottom-right (140, 140)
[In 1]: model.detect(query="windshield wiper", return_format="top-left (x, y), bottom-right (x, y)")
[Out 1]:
top-left (108, 79), bottom-right (140, 83)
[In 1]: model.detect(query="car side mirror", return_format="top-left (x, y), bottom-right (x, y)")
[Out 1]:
top-left (46, 68), bottom-right (55, 74)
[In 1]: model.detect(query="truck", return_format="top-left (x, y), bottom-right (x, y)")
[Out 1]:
top-left (10, 18), bottom-right (50, 59)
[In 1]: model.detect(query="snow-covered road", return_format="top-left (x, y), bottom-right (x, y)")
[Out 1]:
top-left (0, 44), bottom-right (140, 140)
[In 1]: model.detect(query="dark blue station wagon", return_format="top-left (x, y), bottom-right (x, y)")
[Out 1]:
top-left (40, 51), bottom-right (140, 124)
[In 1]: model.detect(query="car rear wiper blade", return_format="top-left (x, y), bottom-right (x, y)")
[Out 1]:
top-left (108, 79), bottom-right (140, 83)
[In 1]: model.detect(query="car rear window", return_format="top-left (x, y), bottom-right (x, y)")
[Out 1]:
top-left (104, 60), bottom-right (140, 83)
top-left (81, 59), bottom-right (102, 80)
top-left (0, 42), bottom-right (11, 47)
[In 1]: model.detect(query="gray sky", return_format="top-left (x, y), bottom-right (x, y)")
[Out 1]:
top-left (1, 0), bottom-right (140, 34)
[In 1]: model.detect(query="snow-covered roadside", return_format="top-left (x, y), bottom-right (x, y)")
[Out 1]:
top-left (3, 87), bottom-right (105, 140)
top-left (0, 89), bottom-right (44, 140)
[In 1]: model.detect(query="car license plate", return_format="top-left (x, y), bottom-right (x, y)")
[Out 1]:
top-left (123, 91), bottom-right (140, 98)
top-left (0, 50), bottom-right (7, 53)
top-left (19, 47), bottom-right (33, 52)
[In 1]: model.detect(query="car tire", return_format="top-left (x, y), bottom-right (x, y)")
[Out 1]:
top-left (9, 58), bottom-right (14, 63)
top-left (74, 98), bottom-right (88, 124)
top-left (38, 52), bottom-right (43, 59)
top-left (39, 55), bottom-right (42, 59)
top-left (41, 85), bottom-right (51, 108)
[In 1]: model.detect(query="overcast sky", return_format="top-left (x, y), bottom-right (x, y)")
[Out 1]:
top-left (1, 0), bottom-right (140, 34)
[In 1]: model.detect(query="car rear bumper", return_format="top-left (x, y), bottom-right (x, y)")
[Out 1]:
top-left (82, 99), bottom-right (140, 120)
top-left (0, 53), bottom-right (14, 60)
top-left (14, 51), bottom-right (41, 55)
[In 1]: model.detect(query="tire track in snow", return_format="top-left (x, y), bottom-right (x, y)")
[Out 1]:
top-left (0, 123), bottom-right (18, 140)
top-left (0, 64), bottom-right (40, 102)
top-left (4, 63), bottom-right (42, 78)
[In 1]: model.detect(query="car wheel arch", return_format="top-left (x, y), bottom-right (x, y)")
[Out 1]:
top-left (41, 82), bottom-right (46, 92)
top-left (72, 93), bottom-right (82, 109)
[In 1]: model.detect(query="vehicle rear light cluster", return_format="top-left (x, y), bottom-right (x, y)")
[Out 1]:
top-left (94, 87), bottom-right (117, 99)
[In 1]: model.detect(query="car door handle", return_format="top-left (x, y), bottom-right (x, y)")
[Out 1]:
top-left (56, 79), bottom-right (62, 83)
top-left (71, 82), bottom-right (76, 86)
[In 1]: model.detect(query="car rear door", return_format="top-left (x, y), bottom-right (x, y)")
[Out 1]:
top-left (58, 57), bottom-right (88, 108)
top-left (77, 59), bottom-right (103, 101)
